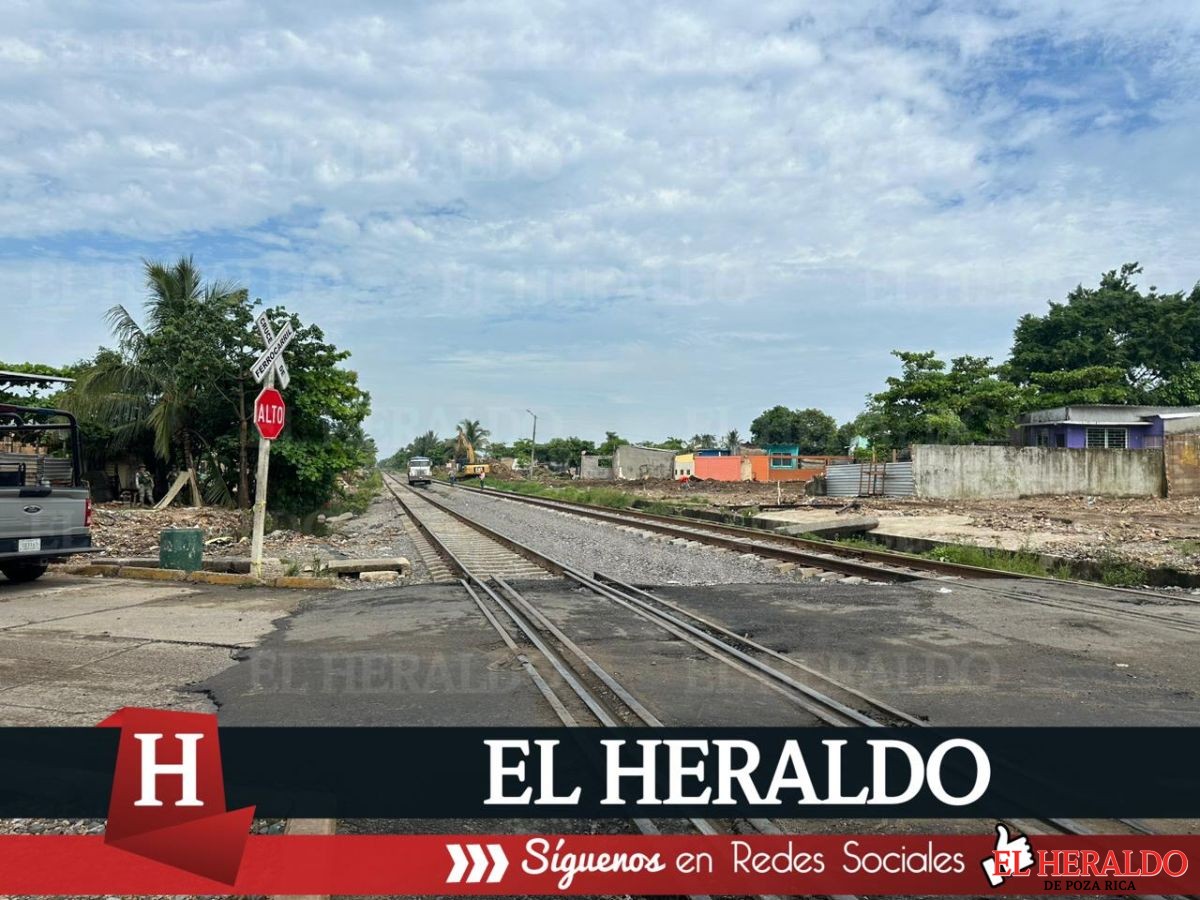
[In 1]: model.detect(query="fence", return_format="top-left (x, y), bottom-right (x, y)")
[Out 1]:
top-left (824, 462), bottom-right (914, 497)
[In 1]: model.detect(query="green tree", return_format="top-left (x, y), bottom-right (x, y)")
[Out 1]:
top-left (457, 419), bottom-right (490, 453)
top-left (69, 257), bottom-right (369, 514)
top-left (749, 406), bottom-right (839, 453)
top-left (265, 313), bottom-right (372, 516)
top-left (598, 431), bottom-right (628, 455)
top-left (870, 351), bottom-right (1024, 448)
top-left (723, 429), bottom-right (741, 452)
top-left (541, 436), bottom-right (596, 467)
top-left (70, 258), bottom-right (245, 505)
top-left (1008, 263), bottom-right (1200, 399)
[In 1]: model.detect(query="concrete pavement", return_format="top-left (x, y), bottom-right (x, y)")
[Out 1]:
top-left (0, 573), bottom-right (300, 725)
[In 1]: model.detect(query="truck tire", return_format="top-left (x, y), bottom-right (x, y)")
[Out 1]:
top-left (1, 563), bottom-right (48, 583)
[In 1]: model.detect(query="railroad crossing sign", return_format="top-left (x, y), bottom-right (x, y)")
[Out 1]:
top-left (252, 313), bottom-right (294, 387)
top-left (254, 387), bottom-right (286, 441)
top-left (248, 314), bottom-right (298, 580)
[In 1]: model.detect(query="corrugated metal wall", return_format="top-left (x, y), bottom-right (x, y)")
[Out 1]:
top-left (824, 462), bottom-right (914, 497)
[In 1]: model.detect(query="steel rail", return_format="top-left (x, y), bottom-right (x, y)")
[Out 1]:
top-left (387, 475), bottom-right (1180, 865)
top-left (447, 481), bottom-right (1200, 635)
top-left (446, 481), bottom-right (1200, 604)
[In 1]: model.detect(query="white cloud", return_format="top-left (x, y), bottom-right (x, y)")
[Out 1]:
top-left (2, 1), bottom-right (1199, 444)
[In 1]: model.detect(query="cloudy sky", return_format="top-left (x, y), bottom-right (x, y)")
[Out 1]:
top-left (2, 2), bottom-right (1198, 452)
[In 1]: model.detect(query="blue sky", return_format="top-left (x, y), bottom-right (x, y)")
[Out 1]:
top-left (2, 1), bottom-right (1199, 454)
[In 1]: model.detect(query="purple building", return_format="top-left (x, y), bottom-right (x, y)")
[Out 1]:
top-left (1016, 405), bottom-right (1200, 449)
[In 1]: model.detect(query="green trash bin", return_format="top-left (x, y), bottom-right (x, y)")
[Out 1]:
top-left (160, 528), bottom-right (204, 573)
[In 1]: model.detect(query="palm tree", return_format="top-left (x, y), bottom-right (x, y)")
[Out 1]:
top-left (69, 257), bottom-right (242, 505)
top-left (411, 430), bottom-right (442, 458)
top-left (457, 419), bottom-right (490, 452)
top-left (724, 429), bottom-right (741, 452)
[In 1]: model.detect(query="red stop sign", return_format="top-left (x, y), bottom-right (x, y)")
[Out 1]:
top-left (254, 387), bottom-right (286, 440)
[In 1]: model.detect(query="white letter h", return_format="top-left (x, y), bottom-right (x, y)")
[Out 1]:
top-left (133, 733), bottom-right (205, 807)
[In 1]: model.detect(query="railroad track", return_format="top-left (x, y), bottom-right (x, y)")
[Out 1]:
top-left (439, 481), bottom-right (1200, 637)
top-left (383, 474), bottom-right (1180, 862)
top-left (384, 474), bottom-right (552, 582)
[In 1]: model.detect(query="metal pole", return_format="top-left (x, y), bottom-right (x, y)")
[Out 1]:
top-left (526, 409), bottom-right (537, 473)
top-left (250, 372), bottom-right (273, 580)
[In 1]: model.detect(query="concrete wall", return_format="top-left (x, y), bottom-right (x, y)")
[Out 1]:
top-left (1165, 434), bottom-right (1200, 497)
top-left (695, 455), bottom-right (742, 481)
top-left (911, 445), bottom-right (1164, 499)
top-left (579, 453), bottom-right (613, 480)
top-left (612, 445), bottom-right (675, 480)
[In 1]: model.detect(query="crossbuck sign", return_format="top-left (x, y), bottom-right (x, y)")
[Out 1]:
top-left (252, 313), bottom-right (294, 387)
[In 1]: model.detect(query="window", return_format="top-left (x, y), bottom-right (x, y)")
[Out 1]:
top-left (1036, 432), bottom-right (1049, 447)
top-left (1085, 427), bottom-right (1127, 449)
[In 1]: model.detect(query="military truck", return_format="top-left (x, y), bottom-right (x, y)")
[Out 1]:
top-left (0, 405), bottom-right (96, 582)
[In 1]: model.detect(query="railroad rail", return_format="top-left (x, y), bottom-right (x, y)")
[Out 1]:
top-left (438, 481), bottom-right (1200, 636)
top-left (383, 474), bottom-right (1179, 857)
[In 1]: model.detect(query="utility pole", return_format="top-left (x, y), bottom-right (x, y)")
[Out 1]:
top-left (526, 409), bottom-right (538, 473)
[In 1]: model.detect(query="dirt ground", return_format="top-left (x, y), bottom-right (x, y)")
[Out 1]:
top-left (556, 477), bottom-right (1200, 573)
top-left (88, 491), bottom-right (418, 574)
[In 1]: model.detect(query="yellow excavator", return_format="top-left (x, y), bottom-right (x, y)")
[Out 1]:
top-left (453, 428), bottom-right (490, 479)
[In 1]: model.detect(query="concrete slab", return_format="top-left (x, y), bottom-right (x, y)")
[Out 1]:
top-left (28, 594), bottom-right (292, 647)
top-left (0, 574), bottom-right (300, 726)
top-left (202, 582), bottom-right (569, 727)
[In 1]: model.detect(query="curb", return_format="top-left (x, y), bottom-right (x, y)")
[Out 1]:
top-left (63, 564), bottom-right (336, 591)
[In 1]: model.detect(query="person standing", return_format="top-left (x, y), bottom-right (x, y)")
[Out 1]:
top-left (135, 465), bottom-right (154, 507)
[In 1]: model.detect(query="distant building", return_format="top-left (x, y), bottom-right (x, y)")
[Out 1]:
top-left (1016, 405), bottom-right (1200, 449)
top-left (761, 443), bottom-right (801, 470)
top-left (612, 445), bottom-right (676, 479)
top-left (674, 453), bottom-right (695, 479)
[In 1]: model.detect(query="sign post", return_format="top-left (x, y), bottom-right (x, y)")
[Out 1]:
top-left (249, 316), bottom-right (295, 579)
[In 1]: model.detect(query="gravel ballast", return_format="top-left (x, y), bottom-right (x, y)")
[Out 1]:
top-left (425, 484), bottom-right (821, 585)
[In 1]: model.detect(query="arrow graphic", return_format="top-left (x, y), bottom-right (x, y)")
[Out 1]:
top-left (445, 843), bottom-right (509, 884)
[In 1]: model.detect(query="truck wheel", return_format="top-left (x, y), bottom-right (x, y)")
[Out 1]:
top-left (1, 563), bottom-right (48, 583)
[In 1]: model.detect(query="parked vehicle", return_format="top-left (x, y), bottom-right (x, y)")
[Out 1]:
top-left (407, 456), bottom-right (433, 486)
top-left (0, 405), bottom-right (96, 583)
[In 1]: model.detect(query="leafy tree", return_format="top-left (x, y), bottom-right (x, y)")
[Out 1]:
top-left (1008, 263), bottom-right (1200, 399)
top-left (646, 436), bottom-right (687, 451)
top-left (70, 258), bottom-right (245, 505)
top-left (67, 257), bottom-right (370, 514)
top-left (1152, 362), bottom-right (1200, 406)
top-left (689, 433), bottom-right (718, 450)
top-left (1023, 365), bottom-right (1134, 408)
top-left (749, 406), bottom-right (797, 445)
top-left (749, 406), bottom-right (839, 453)
top-left (870, 351), bottom-right (1024, 448)
top-left (598, 431), bottom-right (628, 455)
top-left (724, 429), bottom-right (741, 452)
top-left (266, 314), bottom-right (372, 516)
top-left (541, 436), bottom-right (596, 467)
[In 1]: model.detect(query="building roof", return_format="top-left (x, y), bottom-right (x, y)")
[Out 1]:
top-left (1018, 405), bottom-right (1200, 427)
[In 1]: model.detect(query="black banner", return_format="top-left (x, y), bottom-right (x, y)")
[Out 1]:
top-left (0, 727), bottom-right (1196, 818)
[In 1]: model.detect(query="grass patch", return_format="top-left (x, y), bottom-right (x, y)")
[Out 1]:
top-left (329, 468), bottom-right (383, 516)
top-left (830, 534), bottom-right (884, 551)
top-left (471, 478), bottom-right (642, 509)
top-left (1095, 556), bottom-right (1148, 587)
top-left (920, 543), bottom-right (1055, 577)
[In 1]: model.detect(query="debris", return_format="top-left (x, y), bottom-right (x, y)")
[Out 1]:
top-left (359, 570), bottom-right (400, 583)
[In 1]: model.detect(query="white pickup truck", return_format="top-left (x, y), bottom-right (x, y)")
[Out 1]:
top-left (0, 405), bottom-right (96, 582)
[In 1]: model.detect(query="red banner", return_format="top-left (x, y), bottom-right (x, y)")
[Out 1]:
top-left (0, 833), bottom-right (1195, 895)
